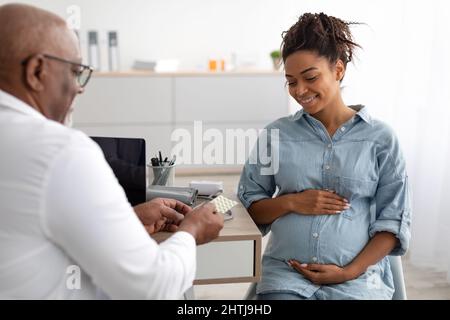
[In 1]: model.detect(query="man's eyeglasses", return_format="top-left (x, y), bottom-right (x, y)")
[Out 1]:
top-left (22, 54), bottom-right (94, 88)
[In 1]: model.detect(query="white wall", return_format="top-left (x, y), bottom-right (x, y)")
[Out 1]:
top-left (0, 0), bottom-right (412, 74)
top-left (1, 0), bottom-right (448, 121)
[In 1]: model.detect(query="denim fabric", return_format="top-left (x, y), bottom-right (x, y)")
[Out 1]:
top-left (238, 106), bottom-right (411, 299)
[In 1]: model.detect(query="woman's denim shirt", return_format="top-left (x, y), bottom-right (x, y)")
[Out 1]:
top-left (238, 106), bottom-right (411, 298)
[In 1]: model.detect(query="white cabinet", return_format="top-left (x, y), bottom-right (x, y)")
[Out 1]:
top-left (175, 76), bottom-right (289, 123)
top-left (75, 76), bottom-right (173, 124)
top-left (72, 72), bottom-right (290, 166)
top-left (195, 241), bottom-right (255, 281)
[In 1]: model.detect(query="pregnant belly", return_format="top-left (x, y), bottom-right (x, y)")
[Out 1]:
top-left (267, 212), bottom-right (370, 267)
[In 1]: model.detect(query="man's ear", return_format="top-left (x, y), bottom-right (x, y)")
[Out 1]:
top-left (335, 59), bottom-right (346, 82)
top-left (23, 54), bottom-right (46, 92)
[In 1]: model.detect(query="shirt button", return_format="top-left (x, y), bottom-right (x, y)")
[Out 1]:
top-left (325, 165), bottom-right (330, 170)
top-left (327, 144), bottom-right (332, 148)
top-left (341, 127), bottom-right (346, 132)
top-left (312, 257), bottom-right (318, 262)
top-left (312, 233), bottom-right (319, 238)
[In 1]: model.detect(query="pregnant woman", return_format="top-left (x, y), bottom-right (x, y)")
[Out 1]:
top-left (238, 12), bottom-right (411, 300)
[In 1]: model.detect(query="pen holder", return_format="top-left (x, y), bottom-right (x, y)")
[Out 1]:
top-left (147, 164), bottom-right (176, 187)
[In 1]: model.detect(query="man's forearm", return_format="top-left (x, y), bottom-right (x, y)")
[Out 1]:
top-left (344, 232), bottom-right (398, 279)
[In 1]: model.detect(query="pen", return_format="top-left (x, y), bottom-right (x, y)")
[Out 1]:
top-left (197, 190), bottom-right (223, 200)
top-left (150, 158), bottom-right (161, 185)
top-left (159, 151), bottom-right (163, 166)
top-left (158, 155), bottom-right (176, 185)
top-left (193, 201), bottom-right (208, 210)
top-left (151, 158), bottom-right (159, 167)
top-left (169, 155), bottom-right (177, 166)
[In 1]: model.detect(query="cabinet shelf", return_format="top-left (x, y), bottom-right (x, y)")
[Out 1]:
top-left (73, 73), bottom-right (290, 166)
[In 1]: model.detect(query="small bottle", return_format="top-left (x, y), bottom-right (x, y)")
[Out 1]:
top-left (229, 52), bottom-right (237, 71)
top-left (108, 31), bottom-right (120, 72)
top-left (88, 31), bottom-right (100, 70)
top-left (208, 59), bottom-right (217, 72)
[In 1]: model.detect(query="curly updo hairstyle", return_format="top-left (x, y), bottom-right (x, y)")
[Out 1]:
top-left (281, 12), bottom-right (362, 69)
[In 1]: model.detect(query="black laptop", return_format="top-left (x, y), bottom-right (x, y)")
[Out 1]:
top-left (91, 137), bottom-right (146, 206)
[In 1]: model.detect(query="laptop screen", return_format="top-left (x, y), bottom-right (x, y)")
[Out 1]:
top-left (91, 137), bottom-right (146, 206)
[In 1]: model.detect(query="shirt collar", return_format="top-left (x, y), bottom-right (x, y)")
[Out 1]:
top-left (0, 89), bottom-right (46, 120)
top-left (351, 105), bottom-right (372, 125)
top-left (291, 109), bottom-right (306, 121)
top-left (290, 105), bottom-right (373, 125)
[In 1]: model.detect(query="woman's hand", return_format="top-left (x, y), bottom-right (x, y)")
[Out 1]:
top-left (285, 189), bottom-right (349, 216)
top-left (288, 260), bottom-right (355, 285)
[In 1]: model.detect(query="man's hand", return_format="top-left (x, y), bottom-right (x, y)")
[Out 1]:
top-left (179, 202), bottom-right (224, 245)
top-left (286, 190), bottom-right (349, 216)
top-left (288, 260), bottom-right (354, 285)
top-left (134, 198), bottom-right (192, 234)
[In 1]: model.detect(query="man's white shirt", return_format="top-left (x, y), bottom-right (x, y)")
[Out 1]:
top-left (0, 90), bottom-right (196, 299)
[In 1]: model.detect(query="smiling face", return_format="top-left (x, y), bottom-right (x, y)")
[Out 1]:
top-left (285, 50), bottom-right (345, 115)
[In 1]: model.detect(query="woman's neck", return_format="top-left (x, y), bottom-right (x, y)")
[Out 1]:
top-left (311, 97), bottom-right (356, 137)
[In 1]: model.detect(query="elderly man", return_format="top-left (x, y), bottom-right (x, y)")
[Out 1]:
top-left (0, 4), bottom-right (223, 299)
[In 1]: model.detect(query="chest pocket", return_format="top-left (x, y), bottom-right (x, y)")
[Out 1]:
top-left (334, 175), bottom-right (377, 219)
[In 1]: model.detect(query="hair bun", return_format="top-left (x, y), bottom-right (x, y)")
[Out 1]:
top-left (281, 12), bottom-right (362, 68)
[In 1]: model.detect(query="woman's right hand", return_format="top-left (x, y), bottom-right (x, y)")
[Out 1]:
top-left (285, 190), bottom-right (350, 216)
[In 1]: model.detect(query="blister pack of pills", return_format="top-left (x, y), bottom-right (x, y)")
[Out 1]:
top-left (210, 195), bottom-right (238, 215)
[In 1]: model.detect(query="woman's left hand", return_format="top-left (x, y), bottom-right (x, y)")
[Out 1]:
top-left (288, 260), bottom-right (353, 285)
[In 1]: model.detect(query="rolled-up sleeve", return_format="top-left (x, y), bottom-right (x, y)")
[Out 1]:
top-left (237, 127), bottom-right (277, 209)
top-left (238, 162), bottom-right (276, 236)
top-left (237, 132), bottom-right (277, 235)
top-left (238, 163), bottom-right (275, 209)
top-left (369, 134), bottom-right (412, 256)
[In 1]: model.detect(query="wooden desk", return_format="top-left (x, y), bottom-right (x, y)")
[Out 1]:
top-left (152, 194), bottom-right (262, 285)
